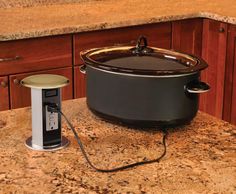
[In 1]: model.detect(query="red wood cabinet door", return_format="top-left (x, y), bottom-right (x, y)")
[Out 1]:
top-left (74, 22), bottom-right (172, 65)
top-left (172, 19), bottom-right (203, 56)
top-left (9, 67), bottom-right (73, 109)
top-left (74, 66), bottom-right (86, 98)
top-left (0, 76), bottom-right (9, 111)
top-left (200, 19), bottom-right (228, 119)
top-left (223, 24), bottom-right (236, 124)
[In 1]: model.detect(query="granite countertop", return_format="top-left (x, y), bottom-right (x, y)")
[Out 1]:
top-left (0, 98), bottom-right (235, 193)
top-left (0, 0), bottom-right (95, 8)
top-left (0, 0), bottom-right (236, 41)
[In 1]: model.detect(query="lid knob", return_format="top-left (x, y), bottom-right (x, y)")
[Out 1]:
top-left (131, 36), bottom-right (154, 55)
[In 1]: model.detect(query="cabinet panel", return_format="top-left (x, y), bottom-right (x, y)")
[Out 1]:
top-left (200, 19), bottom-right (228, 119)
top-left (74, 23), bottom-right (172, 65)
top-left (172, 18), bottom-right (203, 56)
top-left (223, 24), bottom-right (236, 124)
top-left (0, 35), bottom-right (72, 76)
top-left (0, 76), bottom-right (9, 111)
top-left (10, 67), bottom-right (73, 109)
top-left (74, 66), bottom-right (86, 98)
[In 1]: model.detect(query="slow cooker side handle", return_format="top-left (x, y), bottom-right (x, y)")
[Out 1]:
top-left (79, 65), bottom-right (86, 74)
top-left (185, 81), bottom-right (210, 94)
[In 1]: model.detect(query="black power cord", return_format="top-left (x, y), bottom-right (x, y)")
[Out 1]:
top-left (48, 105), bottom-right (168, 173)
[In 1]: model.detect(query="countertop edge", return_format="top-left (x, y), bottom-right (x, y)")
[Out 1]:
top-left (0, 11), bottom-right (236, 41)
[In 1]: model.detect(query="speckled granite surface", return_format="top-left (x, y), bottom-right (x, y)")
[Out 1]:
top-left (0, 0), bottom-right (236, 41)
top-left (0, 0), bottom-right (96, 8)
top-left (0, 98), bottom-right (235, 193)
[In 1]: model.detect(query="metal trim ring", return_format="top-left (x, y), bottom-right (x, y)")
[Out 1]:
top-left (25, 136), bottom-right (70, 151)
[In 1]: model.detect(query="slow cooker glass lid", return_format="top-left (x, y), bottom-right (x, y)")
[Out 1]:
top-left (82, 46), bottom-right (207, 75)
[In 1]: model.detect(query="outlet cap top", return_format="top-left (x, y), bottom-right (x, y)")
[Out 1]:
top-left (21, 74), bottom-right (69, 89)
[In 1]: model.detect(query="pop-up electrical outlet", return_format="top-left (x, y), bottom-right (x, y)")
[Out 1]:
top-left (42, 89), bottom-right (61, 147)
top-left (45, 105), bottom-right (59, 131)
top-left (21, 74), bottom-right (70, 151)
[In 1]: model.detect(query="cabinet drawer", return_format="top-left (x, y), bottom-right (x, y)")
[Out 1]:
top-left (0, 35), bottom-right (72, 76)
top-left (74, 23), bottom-right (171, 65)
top-left (0, 76), bottom-right (9, 111)
top-left (9, 67), bottom-right (73, 109)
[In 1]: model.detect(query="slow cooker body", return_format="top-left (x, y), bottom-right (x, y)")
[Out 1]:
top-left (86, 66), bottom-right (200, 127)
top-left (81, 36), bottom-right (210, 127)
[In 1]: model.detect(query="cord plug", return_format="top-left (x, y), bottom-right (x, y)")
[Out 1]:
top-left (46, 103), bottom-right (59, 113)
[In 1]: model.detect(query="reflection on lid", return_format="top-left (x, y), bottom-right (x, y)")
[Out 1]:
top-left (164, 55), bottom-right (176, 60)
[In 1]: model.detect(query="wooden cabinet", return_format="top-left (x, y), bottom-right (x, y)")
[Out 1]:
top-left (200, 19), bottom-right (228, 119)
top-left (0, 76), bottom-right (9, 111)
top-left (73, 23), bottom-right (172, 98)
top-left (9, 67), bottom-right (73, 109)
top-left (0, 35), bottom-right (72, 76)
top-left (0, 19), bottom-right (235, 125)
top-left (172, 19), bottom-right (203, 56)
top-left (223, 24), bottom-right (236, 124)
top-left (0, 35), bottom-right (73, 110)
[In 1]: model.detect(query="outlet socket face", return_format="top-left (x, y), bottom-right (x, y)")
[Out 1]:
top-left (45, 105), bottom-right (59, 131)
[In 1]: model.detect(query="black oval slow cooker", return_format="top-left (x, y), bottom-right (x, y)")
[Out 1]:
top-left (80, 36), bottom-right (210, 127)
